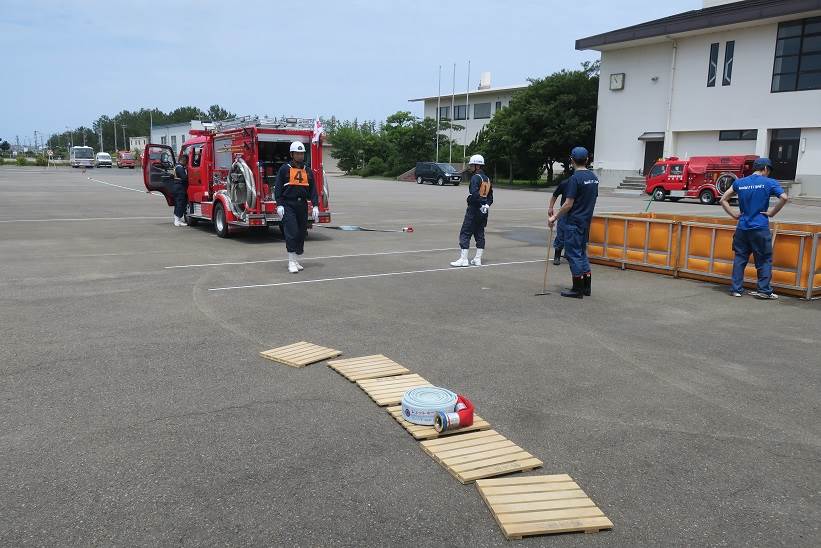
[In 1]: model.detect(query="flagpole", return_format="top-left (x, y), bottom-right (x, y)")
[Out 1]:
top-left (435, 65), bottom-right (441, 163)
top-left (463, 60), bottom-right (471, 168)
top-left (449, 62), bottom-right (455, 164)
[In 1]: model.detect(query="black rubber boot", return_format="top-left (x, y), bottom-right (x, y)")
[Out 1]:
top-left (553, 248), bottom-right (562, 265)
top-left (561, 276), bottom-right (584, 299)
top-left (583, 273), bottom-right (591, 296)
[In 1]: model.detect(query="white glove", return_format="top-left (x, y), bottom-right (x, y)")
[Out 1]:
top-left (312, 206), bottom-right (319, 222)
top-left (480, 204), bottom-right (489, 215)
top-left (276, 205), bottom-right (285, 218)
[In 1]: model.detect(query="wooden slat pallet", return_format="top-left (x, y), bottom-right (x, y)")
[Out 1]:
top-left (327, 354), bottom-right (409, 382)
top-left (385, 405), bottom-right (491, 440)
top-left (356, 374), bottom-right (433, 406)
top-left (475, 474), bottom-right (612, 540)
top-left (259, 341), bottom-right (341, 368)
top-left (420, 430), bottom-right (542, 483)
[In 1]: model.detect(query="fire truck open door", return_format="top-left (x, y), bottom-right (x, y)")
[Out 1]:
top-left (142, 144), bottom-right (176, 206)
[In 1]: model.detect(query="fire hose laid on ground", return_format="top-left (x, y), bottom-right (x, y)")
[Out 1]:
top-left (400, 386), bottom-right (474, 432)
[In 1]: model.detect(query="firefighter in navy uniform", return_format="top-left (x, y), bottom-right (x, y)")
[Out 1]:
top-left (548, 177), bottom-right (569, 265)
top-left (450, 154), bottom-right (493, 267)
top-left (275, 141), bottom-right (320, 274)
top-left (548, 147), bottom-right (599, 298)
top-left (172, 153), bottom-right (189, 227)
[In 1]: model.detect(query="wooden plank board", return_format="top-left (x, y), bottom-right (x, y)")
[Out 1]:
top-left (475, 474), bottom-right (613, 539)
top-left (385, 405), bottom-right (491, 440)
top-left (259, 341), bottom-right (341, 368)
top-left (356, 374), bottom-right (433, 406)
top-left (327, 354), bottom-right (409, 381)
top-left (419, 430), bottom-right (541, 483)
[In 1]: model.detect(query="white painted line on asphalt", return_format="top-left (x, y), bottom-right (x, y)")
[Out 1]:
top-left (87, 176), bottom-right (157, 194)
top-left (0, 216), bottom-right (168, 223)
top-left (208, 259), bottom-right (544, 291)
top-left (166, 247), bottom-right (459, 269)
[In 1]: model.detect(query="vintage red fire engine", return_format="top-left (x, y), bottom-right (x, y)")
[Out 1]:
top-left (142, 116), bottom-right (331, 237)
top-left (644, 155), bottom-right (758, 205)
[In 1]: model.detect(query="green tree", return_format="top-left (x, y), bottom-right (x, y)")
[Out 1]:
top-left (206, 104), bottom-right (235, 121)
top-left (0, 141), bottom-right (10, 154)
top-left (475, 64), bottom-right (599, 182)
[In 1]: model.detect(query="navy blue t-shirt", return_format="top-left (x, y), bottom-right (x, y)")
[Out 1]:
top-left (564, 170), bottom-right (599, 227)
top-left (552, 179), bottom-right (568, 206)
top-left (733, 174), bottom-right (785, 231)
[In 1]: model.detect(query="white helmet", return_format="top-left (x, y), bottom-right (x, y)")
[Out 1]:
top-left (290, 141), bottom-right (306, 153)
top-left (468, 154), bottom-right (485, 166)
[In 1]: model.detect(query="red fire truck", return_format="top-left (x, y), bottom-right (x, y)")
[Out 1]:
top-left (142, 116), bottom-right (331, 237)
top-left (644, 155), bottom-right (758, 205)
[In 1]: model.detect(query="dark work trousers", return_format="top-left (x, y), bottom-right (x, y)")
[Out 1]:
top-left (553, 217), bottom-right (567, 251)
top-left (282, 199), bottom-right (308, 254)
top-left (564, 222), bottom-right (591, 276)
top-left (458, 206), bottom-right (488, 249)
top-left (731, 227), bottom-right (773, 294)
top-left (173, 183), bottom-right (188, 218)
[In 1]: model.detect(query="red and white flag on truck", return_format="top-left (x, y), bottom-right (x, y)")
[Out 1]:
top-left (312, 118), bottom-right (324, 143)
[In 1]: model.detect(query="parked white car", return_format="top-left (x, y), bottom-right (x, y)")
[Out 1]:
top-left (95, 152), bottom-right (112, 168)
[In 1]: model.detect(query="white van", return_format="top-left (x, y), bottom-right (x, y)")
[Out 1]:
top-left (95, 152), bottom-right (112, 168)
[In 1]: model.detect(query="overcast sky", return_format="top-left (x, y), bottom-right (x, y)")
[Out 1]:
top-left (0, 0), bottom-right (697, 143)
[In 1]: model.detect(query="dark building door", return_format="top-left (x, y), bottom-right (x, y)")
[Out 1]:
top-left (643, 140), bottom-right (664, 175)
top-left (769, 128), bottom-right (801, 180)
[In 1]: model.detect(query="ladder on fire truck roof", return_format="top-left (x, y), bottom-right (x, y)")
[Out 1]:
top-left (212, 115), bottom-right (316, 132)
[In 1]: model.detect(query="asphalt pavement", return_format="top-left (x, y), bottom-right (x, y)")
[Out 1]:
top-left (1, 167), bottom-right (819, 546)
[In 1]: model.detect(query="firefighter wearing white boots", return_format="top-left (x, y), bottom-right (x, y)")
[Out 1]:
top-left (275, 142), bottom-right (320, 274)
top-left (451, 154), bottom-right (493, 267)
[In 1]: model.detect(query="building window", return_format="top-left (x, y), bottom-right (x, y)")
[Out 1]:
top-left (160, 136), bottom-right (166, 145)
top-left (474, 102), bottom-right (492, 119)
top-left (719, 129), bottom-right (758, 141)
top-left (707, 42), bottom-right (719, 87)
top-left (722, 41), bottom-right (735, 85)
top-left (438, 106), bottom-right (450, 120)
top-left (495, 101), bottom-right (502, 111)
top-left (772, 17), bottom-right (821, 92)
top-left (453, 105), bottom-right (467, 120)
top-left (171, 135), bottom-right (177, 149)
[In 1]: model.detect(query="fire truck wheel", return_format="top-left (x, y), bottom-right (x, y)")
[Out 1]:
top-left (652, 187), bottom-right (667, 202)
top-left (416, 176), bottom-right (424, 184)
top-left (214, 203), bottom-right (230, 238)
top-left (699, 189), bottom-right (716, 205)
top-left (437, 177), bottom-right (445, 186)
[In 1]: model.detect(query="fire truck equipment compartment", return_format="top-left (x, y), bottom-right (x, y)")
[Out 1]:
top-left (587, 213), bottom-right (821, 298)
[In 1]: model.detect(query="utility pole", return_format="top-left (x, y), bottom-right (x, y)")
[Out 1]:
top-left (98, 129), bottom-right (103, 152)
top-left (121, 124), bottom-right (127, 151)
top-left (113, 121), bottom-right (118, 152)
top-left (435, 66), bottom-right (441, 163)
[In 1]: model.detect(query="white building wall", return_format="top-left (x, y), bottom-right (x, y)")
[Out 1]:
top-left (670, 24), bottom-right (821, 132)
top-left (591, 19), bottom-right (821, 193)
top-left (594, 42), bottom-right (673, 185)
top-left (150, 121), bottom-right (206, 154)
top-left (796, 128), bottom-right (821, 195)
top-left (674, 131), bottom-right (756, 157)
top-left (422, 91), bottom-right (515, 146)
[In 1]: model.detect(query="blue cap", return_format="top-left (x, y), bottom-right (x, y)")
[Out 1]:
top-left (570, 147), bottom-right (589, 161)
top-left (752, 157), bottom-right (773, 170)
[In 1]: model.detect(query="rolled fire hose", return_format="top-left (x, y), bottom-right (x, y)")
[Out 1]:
top-left (401, 387), bottom-right (457, 426)
top-left (434, 394), bottom-right (475, 433)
